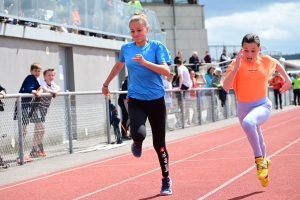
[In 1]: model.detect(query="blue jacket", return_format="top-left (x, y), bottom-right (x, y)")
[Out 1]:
top-left (204, 73), bottom-right (213, 88)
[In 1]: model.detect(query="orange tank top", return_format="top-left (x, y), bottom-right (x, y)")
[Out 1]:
top-left (226, 55), bottom-right (277, 102)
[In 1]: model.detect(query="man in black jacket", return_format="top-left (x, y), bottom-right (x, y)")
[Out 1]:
top-left (189, 51), bottom-right (201, 72)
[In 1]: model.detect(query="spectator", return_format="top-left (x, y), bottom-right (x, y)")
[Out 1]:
top-left (292, 74), bottom-right (300, 106)
top-left (175, 58), bottom-right (192, 127)
top-left (189, 51), bottom-right (201, 72)
top-left (72, 4), bottom-right (81, 34)
top-left (211, 67), bottom-right (226, 118)
top-left (0, 84), bottom-right (6, 99)
top-left (203, 66), bottom-right (215, 121)
top-left (30, 68), bottom-right (60, 158)
top-left (231, 52), bottom-right (237, 59)
top-left (78, 0), bottom-right (97, 37)
top-left (203, 51), bottom-right (211, 63)
top-left (172, 66), bottom-right (179, 88)
top-left (204, 67), bottom-right (215, 88)
top-left (127, 0), bottom-right (144, 15)
top-left (174, 51), bottom-right (182, 65)
top-left (0, 84), bottom-right (6, 112)
top-left (0, 84), bottom-right (6, 166)
top-left (219, 49), bottom-right (230, 67)
top-left (163, 72), bottom-right (174, 130)
top-left (211, 67), bottom-right (223, 88)
top-left (102, 12), bottom-right (172, 195)
top-left (195, 72), bottom-right (206, 108)
top-left (118, 76), bottom-right (131, 139)
top-left (270, 70), bottom-right (284, 109)
top-left (102, 0), bottom-right (114, 33)
top-left (56, 0), bottom-right (71, 33)
top-left (14, 62), bottom-right (43, 164)
top-left (288, 73), bottom-right (294, 81)
top-left (187, 71), bottom-right (206, 125)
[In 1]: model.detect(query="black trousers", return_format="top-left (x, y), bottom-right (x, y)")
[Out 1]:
top-left (294, 89), bottom-right (300, 105)
top-left (128, 97), bottom-right (169, 177)
top-left (118, 98), bottom-right (129, 137)
top-left (274, 89), bottom-right (282, 107)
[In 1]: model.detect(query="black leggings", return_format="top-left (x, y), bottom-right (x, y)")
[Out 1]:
top-left (128, 97), bottom-right (169, 177)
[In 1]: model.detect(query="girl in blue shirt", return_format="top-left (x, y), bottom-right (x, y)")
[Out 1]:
top-left (102, 12), bottom-right (172, 196)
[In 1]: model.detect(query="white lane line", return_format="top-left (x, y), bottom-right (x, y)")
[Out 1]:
top-left (73, 136), bottom-right (246, 200)
top-left (197, 137), bottom-right (300, 200)
top-left (74, 115), bottom-right (300, 199)
top-left (0, 122), bottom-right (238, 191)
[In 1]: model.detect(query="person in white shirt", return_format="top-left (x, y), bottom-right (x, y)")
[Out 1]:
top-left (30, 68), bottom-right (60, 158)
top-left (175, 58), bottom-right (192, 127)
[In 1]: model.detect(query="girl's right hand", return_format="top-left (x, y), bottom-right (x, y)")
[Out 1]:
top-left (0, 91), bottom-right (6, 98)
top-left (234, 48), bottom-right (244, 71)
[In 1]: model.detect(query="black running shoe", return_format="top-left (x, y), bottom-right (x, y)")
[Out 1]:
top-left (131, 143), bottom-right (142, 157)
top-left (160, 177), bottom-right (172, 195)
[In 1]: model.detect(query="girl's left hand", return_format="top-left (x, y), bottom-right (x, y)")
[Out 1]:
top-left (132, 54), bottom-right (147, 66)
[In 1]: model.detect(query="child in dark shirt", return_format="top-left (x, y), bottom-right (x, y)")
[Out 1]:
top-left (15, 62), bottom-right (43, 164)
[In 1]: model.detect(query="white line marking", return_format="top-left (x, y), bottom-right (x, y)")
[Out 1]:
top-left (1, 113), bottom-right (299, 196)
top-left (74, 116), bottom-right (300, 199)
top-left (0, 124), bottom-right (239, 191)
top-left (73, 136), bottom-right (246, 200)
top-left (197, 137), bottom-right (300, 200)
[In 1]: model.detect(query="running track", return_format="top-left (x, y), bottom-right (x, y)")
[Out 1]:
top-left (0, 108), bottom-right (299, 200)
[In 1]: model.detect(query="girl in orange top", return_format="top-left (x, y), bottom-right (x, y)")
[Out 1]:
top-left (223, 33), bottom-right (291, 187)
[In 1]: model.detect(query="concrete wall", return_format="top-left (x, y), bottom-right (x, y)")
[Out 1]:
top-left (144, 4), bottom-right (208, 63)
top-left (0, 23), bottom-right (125, 93)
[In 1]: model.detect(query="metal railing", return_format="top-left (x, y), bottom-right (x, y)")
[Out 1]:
top-left (0, 87), bottom-right (294, 167)
top-left (0, 0), bottom-right (166, 44)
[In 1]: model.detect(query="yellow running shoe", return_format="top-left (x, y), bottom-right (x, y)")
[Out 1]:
top-left (260, 159), bottom-right (271, 187)
top-left (260, 175), bottom-right (270, 187)
top-left (255, 157), bottom-right (270, 180)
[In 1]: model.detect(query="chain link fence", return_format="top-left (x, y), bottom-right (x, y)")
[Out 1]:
top-left (0, 88), bottom-right (294, 167)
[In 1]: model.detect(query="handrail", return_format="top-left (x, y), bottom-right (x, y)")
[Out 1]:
top-left (0, 0), bottom-right (166, 43)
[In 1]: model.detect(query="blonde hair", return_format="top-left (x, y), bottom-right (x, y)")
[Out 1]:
top-left (30, 62), bottom-right (42, 71)
top-left (43, 68), bottom-right (56, 76)
top-left (129, 12), bottom-right (149, 28)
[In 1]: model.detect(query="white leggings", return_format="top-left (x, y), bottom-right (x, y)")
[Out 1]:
top-left (237, 96), bottom-right (272, 157)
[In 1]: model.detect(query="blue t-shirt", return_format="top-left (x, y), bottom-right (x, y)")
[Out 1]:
top-left (119, 40), bottom-right (172, 100)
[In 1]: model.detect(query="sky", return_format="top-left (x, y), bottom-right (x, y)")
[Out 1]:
top-left (201, 0), bottom-right (300, 55)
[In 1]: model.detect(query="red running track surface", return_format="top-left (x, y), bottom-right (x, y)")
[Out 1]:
top-left (0, 108), bottom-right (299, 200)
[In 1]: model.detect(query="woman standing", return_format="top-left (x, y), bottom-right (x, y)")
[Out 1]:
top-left (223, 33), bottom-right (291, 187)
top-left (102, 12), bottom-right (172, 195)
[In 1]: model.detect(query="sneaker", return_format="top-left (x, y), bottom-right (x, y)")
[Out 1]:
top-left (30, 146), bottom-right (38, 158)
top-left (160, 177), bottom-right (172, 195)
top-left (255, 157), bottom-right (270, 180)
top-left (24, 155), bottom-right (33, 162)
top-left (30, 150), bottom-right (38, 158)
top-left (37, 150), bottom-right (46, 157)
top-left (122, 136), bottom-right (132, 140)
top-left (131, 143), bottom-right (142, 157)
top-left (16, 156), bottom-right (33, 164)
top-left (260, 159), bottom-right (271, 187)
